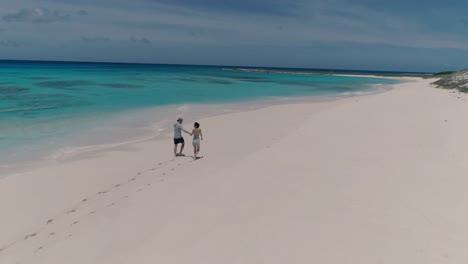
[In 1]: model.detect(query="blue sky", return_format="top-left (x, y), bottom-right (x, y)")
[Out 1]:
top-left (0, 0), bottom-right (467, 72)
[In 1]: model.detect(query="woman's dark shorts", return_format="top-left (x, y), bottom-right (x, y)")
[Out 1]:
top-left (173, 137), bottom-right (185, 144)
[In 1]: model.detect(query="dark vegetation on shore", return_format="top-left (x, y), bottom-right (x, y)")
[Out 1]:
top-left (432, 71), bottom-right (456, 76)
top-left (431, 70), bottom-right (468, 93)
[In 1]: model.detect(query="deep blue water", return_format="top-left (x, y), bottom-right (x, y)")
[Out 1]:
top-left (0, 60), bottom-right (402, 173)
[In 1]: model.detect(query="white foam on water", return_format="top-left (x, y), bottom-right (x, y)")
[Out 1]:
top-left (177, 104), bottom-right (191, 112)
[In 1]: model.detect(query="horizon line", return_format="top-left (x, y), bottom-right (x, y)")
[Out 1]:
top-left (0, 58), bottom-right (433, 74)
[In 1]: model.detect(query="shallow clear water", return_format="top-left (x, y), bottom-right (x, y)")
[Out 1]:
top-left (0, 61), bottom-right (400, 174)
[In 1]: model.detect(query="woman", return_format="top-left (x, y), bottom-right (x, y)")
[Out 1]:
top-left (190, 122), bottom-right (203, 159)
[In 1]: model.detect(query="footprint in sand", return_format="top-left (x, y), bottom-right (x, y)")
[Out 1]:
top-left (34, 246), bottom-right (43, 253)
top-left (129, 177), bottom-right (136, 182)
top-left (162, 173), bottom-right (166, 176)
top-left (115, 184), bottom-right (121, 188)
top-left (88, 211), bottom-right (96, 215)
top-left (107, 203), bottom-right (115, 207)
top-left (146, 183), bottom-right (151, 186)
top-left (137, 172), bottom-right (142, 175)
top-left (0, 242), bottom-right (16, 253)
top-left (25, 233), bottom-right (37, 240)
top-left (71, 221), bottom-right (78, 226)
top-left (46, 219), bottom-right (54, 225)
top-left (48, 233), bottom-right (55, 237)
top-left (82, 198), bottom-right (88, 203)
top-left (67, 209), bottom-right (77, 214)
top-left (98, 190), bottom-right (108, 195)
top-left (151, 168), bottom-right (156, 171)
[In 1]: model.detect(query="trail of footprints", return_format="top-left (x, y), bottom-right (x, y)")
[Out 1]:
top-left (0, 157), bottom-right (197, 262)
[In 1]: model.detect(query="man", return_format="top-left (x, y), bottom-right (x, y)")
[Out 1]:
top-left (173, 117), bottom-right (190, 157)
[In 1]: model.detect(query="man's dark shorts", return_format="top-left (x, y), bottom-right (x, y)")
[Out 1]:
top-left (173, 137), bottom-right (185, 145)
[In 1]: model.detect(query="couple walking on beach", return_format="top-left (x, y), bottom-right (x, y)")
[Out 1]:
top-left (173, 117), bottom-right (203, 159)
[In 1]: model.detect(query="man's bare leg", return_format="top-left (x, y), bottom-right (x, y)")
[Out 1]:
top-left (174, 144), bottom-right (178, 157)
top-left (179, 142), bottom-right (185, 155)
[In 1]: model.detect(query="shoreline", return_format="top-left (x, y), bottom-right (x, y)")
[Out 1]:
top-left (332, 74), bottom-right (423, 80)
top-left (0, 79), bottom-right (399, 178)
top-left (226, 67), bottom-right (432, 78)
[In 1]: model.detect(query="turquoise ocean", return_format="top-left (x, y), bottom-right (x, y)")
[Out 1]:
top-left (0, 61), bottom-right (403, 175)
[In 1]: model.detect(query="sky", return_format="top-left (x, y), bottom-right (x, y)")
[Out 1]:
top-left (1, 0), bottom-right (468, 72)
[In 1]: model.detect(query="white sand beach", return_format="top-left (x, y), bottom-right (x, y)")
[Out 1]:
top-left (2, 77), bottom-right (468, 263)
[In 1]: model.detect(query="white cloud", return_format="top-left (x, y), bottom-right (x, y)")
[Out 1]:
top-left (76, 10), bottom-right (88, 16)
top-left (0, 40), bottom-right (21, 47)
top-left (1, 0), bottom-right (468, 71)
top-left (3, 8), bottom-right (70, 23)
top-left (6, 0), bottom-right (465, 50)
top-left (81, 36), bottom-right (111, 42)
top-left (130, 36), bottom-right (151, 44)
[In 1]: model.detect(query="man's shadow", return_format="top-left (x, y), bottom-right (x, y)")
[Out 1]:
top-left (176, 153), bottom-right (203, 160)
